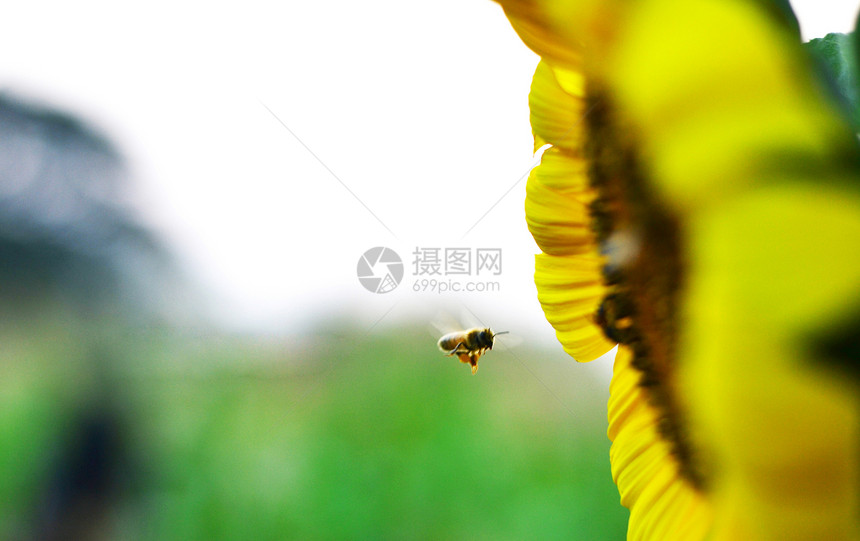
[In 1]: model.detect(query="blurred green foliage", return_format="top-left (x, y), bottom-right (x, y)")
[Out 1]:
top-left (1, 317), bottom-right (628, 540)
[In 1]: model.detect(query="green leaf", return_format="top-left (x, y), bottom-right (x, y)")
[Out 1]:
top-left (804, 32), bottom-right (860, 131)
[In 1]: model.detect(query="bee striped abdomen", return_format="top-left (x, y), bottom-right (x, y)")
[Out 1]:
top-left (437, 332), bottom-right (467, 353)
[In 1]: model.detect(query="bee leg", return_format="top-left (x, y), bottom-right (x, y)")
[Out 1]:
top-left (447, 342), bottom-right (465, 356)
top-left (456, 353), bottom-right (472, 366)
top-left (468, 354), bottom-right (479, 375)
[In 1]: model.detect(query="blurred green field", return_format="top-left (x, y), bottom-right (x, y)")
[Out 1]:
top-left (0, 316), bottom-right (628, 540)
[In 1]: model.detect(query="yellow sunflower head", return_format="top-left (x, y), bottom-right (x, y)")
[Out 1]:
top-left (499, 0), bottom-right (860, 538)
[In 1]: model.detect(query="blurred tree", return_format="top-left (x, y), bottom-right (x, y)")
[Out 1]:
top-left (0, 92), bottom-right (177, 317)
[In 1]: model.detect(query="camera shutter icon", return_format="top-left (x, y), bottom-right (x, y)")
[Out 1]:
top-left (357, 247), bottom-right (403, 294)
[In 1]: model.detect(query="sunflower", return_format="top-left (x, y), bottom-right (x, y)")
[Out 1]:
top-left (499, 0), bottom-right (860, 539)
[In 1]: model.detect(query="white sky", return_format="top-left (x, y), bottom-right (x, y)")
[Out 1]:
top-left (0, 1), bottom-right (856, 337)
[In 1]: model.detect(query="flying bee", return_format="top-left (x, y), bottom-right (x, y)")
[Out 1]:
top-left (437, 328), bottom-right (509, 375)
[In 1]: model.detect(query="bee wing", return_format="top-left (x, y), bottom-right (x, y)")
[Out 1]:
top-left (429, 310), bottom-right (462, 338)
top-left (457, 307), bottom-right (486, 331)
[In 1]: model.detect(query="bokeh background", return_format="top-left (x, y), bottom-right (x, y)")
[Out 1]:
top-left (0, 1), bottom-right (855, 539)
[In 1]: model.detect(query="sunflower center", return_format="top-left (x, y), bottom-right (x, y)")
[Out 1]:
top-left (585, 90), bottom-right (705, 489)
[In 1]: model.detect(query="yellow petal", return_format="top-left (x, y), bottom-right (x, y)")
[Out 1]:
top-left (525, 147), bottom-right (595, 256)
top-left (528, 61), bottom-right (588, 153)
top-left (534, 252), bottom-right (613, 361)
top-left (609, 347), bottom-right (713, 540)
top-left (496, 0), bottom-right (625, 71)
top-left (494, 0), bottom-right (583, 70)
